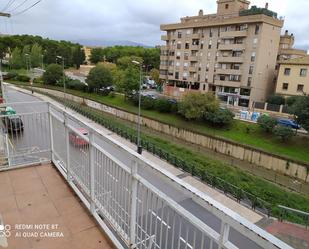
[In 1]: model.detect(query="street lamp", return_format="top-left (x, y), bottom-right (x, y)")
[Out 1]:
top-left (56, 56), bottom-right (66, 101)
top-left (132, 60), bottom-right (143, 155)
top-left (25, 54), bottom-right (33, 94)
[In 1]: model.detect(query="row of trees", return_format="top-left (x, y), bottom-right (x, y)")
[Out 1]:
top-left (90, 46), bottom-right (160, 69)
top-left (0, 35), bottom-right (85, 69)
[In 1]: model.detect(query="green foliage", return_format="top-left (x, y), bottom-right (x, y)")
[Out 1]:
top-left (16, 74), bottom-right (30, 82)
top-left (290, 96), bottom-right (309, 131)
top-left (204, 108), bottom-right (235, 126)
top-left (86, 64), bottom-right (113, 92)
top-left (274, 125), bottom-right (295, 142)
top-left (117, 66), bottom-right (139, 98)
top-left (10, 48), bottom-right (23, 69)
top-left (43, 64), bottom-right (63, 85)
top-left (154, 98), bottom-right (173, 113)
top-left (72, 46), bottom-right (85, 69)
top-left (30, 43), bottom-right (43, 68)
top-left (149, 68), bottom-right (160, 84)
top-left (6, 71), bottom-right (18, 80)
top-left (90, 48), bottom-right (105, 64)
top-left (267, 95), bottom-right (285, 105)
top-left (141, 96), bottom-right (155, 110)
top-left (286, 96), bottom-right (299, 107)
top-left (257, 115), bottom-right (277, 133)
top-left (117, 56), bottom-right (143, 70)
top-left (66, 79), bottom-right (87, 91)
top-left (178, 92), bottom-right (219, 120)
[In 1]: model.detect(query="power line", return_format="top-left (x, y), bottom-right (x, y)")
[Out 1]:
top-left (1, 0), bottom-right (16, 12)
top-left (11, 0), bottom-right (42, 16)
top-left (7, 0), bottom-right (31, 12)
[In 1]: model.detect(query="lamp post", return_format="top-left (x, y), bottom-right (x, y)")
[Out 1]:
top-left (25, 54), bottom-right (33, 94)
top-left (56, 56), bottom-right (66, 101)
top-left (132, 60), bottom-right (143, 155)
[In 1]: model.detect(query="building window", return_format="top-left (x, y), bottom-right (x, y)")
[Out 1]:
top-left (247, 77), bottom-right (252, 87)
top-left (255, 25), bottom-right (260, 35)
top-left (184, 52), bottom-right (189, 60)
top-left (225, 4), bottom-right (229, 9)
top-left (185, 42), bottom-right (189, 49)
top-left (300, 68), bottom-right (307, 77)
top-left (251, 52), bottom-right (256, 62)
top-left (177, 43), bottom-right (181, 49)
top-left (282, 83), bottom-right (289, 90)
top-left (253, 38), bottom-right (258, 45)
top-left (209, 28), bottom-right (213, 37)
top-left (178, 32), bottom-right (182, 38)
top-left (297, 84), bottom-right (304, 92)
top-left (175, 72), bottom-right (179, 79)
top-left (284, 68), bottom-right (291, 76)
top-left (249, 66), bottom-right (254, 75)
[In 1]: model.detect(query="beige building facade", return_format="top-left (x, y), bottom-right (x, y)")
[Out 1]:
top-left (160, 0), bottom-right (285, 107)
top-left (275, 56), bottom-right (309, 97)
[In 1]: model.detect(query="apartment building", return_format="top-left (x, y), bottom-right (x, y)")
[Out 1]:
top-left (275, 56), bottom-right (309, 97)
top-left (278, 31), bottom-right (307, 61)
top-left (160, 0), bottom-right (284, 107)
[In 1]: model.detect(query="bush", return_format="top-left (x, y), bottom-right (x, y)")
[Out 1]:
top-left (66, 79), bottom-right (86, 91)
top-left (204, 108), bottom-right (235, 127)
top-left (43, 64), bottom-right (63, 85)
top-left (273, 125), bottom-right (295, 142)
top-left (5, 72), bottom-right (17, 80)
top-left (141, 96), bottom-right (155, 110)
top-left (257, 115), bottom-right (277, 133)
top-left (109, 91), bottom-right (116, 98)
top-left (267, 95), bottom-right (285, 105)
top-left (16, 74), bottom-right (31, 82)
top-left (33, 77), bottom-right (44, 84)
top-left (154, 98), bottom-right (172, 113)
top-left (286, 96), bottom-right (299, 107)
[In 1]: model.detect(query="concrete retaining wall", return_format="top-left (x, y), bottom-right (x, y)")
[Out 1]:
top-left (36, 88), bottom-right (309, 183)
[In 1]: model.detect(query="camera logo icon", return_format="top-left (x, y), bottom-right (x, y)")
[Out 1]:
top-left (0, 224), bottom-right (11, 238)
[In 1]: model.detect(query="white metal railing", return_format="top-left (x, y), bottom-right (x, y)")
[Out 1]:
top-left (0, 100), bottom-right (293, 249)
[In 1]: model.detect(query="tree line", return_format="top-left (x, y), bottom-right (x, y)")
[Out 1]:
top-left (0, 35), bottom-right (85, 69)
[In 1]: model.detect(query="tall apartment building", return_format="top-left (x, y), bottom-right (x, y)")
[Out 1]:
top-left (160, 0), bottom-right (284, 107)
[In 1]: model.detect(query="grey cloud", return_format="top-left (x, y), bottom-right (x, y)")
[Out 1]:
top-left (0, 0), bottom-right (308, 50)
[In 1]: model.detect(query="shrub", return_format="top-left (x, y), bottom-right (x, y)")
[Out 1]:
top-left (66, 79), bottom-right (86, 91)
top-left (286, 96), bottom-right (299, 107)
top-left (257, 115), bottom-right (277, 133)
top-left (33, 77), bottom-right (44, 84)
top-left (43, 64), bottom-right (63, 85)
top-left (109, 91), bottom-right (116, 98)
top-left (16, 74), bottom-right (31, 82)
top-left (204, 108), bottom-right (235, 127)
top-left (267, 95), bottom-right (285, 105)
top-left (141, 96), bottom-right (155, 110)
top-left (5, 72), bottom-right (17, 80)
top-left (154, 98), bottom-right (172, 113)
top-left (273, 125), bottom-right (295, 142)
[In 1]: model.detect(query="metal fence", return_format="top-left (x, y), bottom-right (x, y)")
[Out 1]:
top-left (0, 99), bottom-right (293, 249)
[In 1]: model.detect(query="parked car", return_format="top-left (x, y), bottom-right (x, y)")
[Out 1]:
top-left (277, 119), bottom-right (301, 129)
top-left (2, 115), bottom-right (24, 133)
top-left (99, 86), bottom-right (115, 96)
top-left (69, 128), bottom-right (89, 146)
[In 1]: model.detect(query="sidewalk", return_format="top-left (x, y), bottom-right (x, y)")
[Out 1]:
top-left (8, 84), bottom-right (263, 224)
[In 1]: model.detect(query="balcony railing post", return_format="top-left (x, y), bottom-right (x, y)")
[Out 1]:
top-left (89, 130), bottom-right (95, 214)
top-left (64, 112), bottom-right (71, 182)
top-left (48, 103), bottom-right (54, 162)
top-left (219, 222), bottom-right (230, 249)
top-left (129, 160), bottom-right (138, 248)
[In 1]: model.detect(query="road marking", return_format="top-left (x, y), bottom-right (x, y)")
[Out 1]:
top-left (150, 211), bottom-right (171, 229)
top-left (180, 237), bottom-right (193, 249)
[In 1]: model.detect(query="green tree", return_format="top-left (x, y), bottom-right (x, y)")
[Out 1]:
top-left (204, 108), bottom-right (235, 126)
top-left (117, 56), bottom-right (143, 70)
top-left (90, 48), bottom-right (104, 64)
top-left (43, 64), bottom-right (63, 85)
top-left (149, 68), bottom-right (160, 84)
top-left (178, 92), bottom-right (219, 120)
top-left (273, 125), bottom-right (295, 142)
top-left (116, 66), bottom-right (140, 98)
top-left (267, 95), bottom-right (285, 105)
top-left (257, 115), bottom-right (277, 133)
top-left (30, 43), bottom-right (43, 68)
top-left (86, 64), bottom-right (113, 92)
top-left (9, 47), bottom-right (23, 69)
top-left (290, 96), bottom-right (309, 131)
top-left (72, 46), bottom-right (85, 69)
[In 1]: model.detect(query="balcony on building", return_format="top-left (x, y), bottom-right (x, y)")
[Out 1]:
top-left (161, 35), bottom-right (168, 41)
top-left (189, 55), bottom-right (198, 61)
top-left (160, 65), bottom-right (168, 70)
top-left (191, 33), bottom-right (201, 39)
top-left (189, 66), bottom-right (197, 72)
top-left (215, 68), bottom-right (242, 75)
top-left (220, 30), bottom-right (248, 38)
top-left (160, 55), bottom-right (169, 60)
top-left (217, 56), bottom-right (244, 63)
top-left (218, 43), bottom-right (245, 51)
top-left (191, 44), bottom-right (200, 50)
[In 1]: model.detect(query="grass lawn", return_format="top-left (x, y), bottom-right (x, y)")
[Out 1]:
top-left (8, 80), bottom-right (309, 164)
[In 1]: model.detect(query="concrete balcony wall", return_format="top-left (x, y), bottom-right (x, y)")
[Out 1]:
top-left (217, 56), bottom-right (244, 63)
top-left (218, 43), bottom-right (245, 51)
top-left (191, 45), bottom-right (200, 50)
top-left (214, 79), bottom-right (242, 88)
top-left (216, 68), bottom-right (242, 75)
top-left (220, 30), bottom-right (248, 38)
top-left (189, 56), bottom-right (198, 61)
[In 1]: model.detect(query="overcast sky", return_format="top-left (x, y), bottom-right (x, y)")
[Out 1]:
top-left (1, 0), bottom-right (308, 50)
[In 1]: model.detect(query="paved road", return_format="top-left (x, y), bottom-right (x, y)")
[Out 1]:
top-left (4, 87), bottom-right (262, 249)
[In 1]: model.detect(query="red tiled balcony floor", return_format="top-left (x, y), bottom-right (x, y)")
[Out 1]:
top-left (0, 164), bottom-right (115, 249)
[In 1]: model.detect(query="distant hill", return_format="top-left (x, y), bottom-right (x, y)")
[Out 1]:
top-left (74, 39), bottom-right (153, 48)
